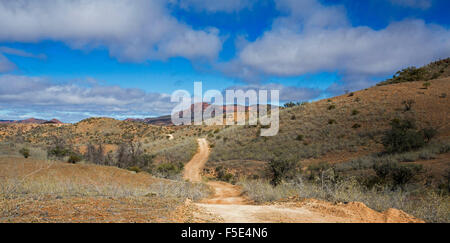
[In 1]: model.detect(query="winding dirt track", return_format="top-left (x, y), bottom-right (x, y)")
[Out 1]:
top-left (183, 138), bottom-right (209, 182)
top-left (183, 139), bottom-right (423, 223)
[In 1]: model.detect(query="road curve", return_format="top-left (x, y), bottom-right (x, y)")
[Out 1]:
top-left (183, 138), bottom-right (209, 182)
top-left (183, 138), bottom-right (423, 223)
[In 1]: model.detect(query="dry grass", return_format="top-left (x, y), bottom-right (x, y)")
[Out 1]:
top-left (0, 157), bottom-right (211, 222)
top-left (239, 178), bottom-right (450, 223)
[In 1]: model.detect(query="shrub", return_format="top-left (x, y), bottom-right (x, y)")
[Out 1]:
top-left (422, 127), bottom-right (437, 142)
top-left (47, 136), bottom-right (71, 160)
top-left (67, 153), bottom-right (82, 164)
top-left (352, 123), bottom-right (361, 129)
top-left (284, 102), bottom-right (296, 108)
top-left (19, 148), bottom-right (30, 159)
top-left (422, 81), bottom-right (431, 89)
top-left (351, 109), bottom-right (359, 116)
top-left (328, 119), bottom-right (337, 125)
top-left (307, 162), bottom-right (331, 180)
top-left (402, 99), bottom-right (415, 111)
top-left (378, 66), bottom-right (428, 85)
top-left (373, 161), bottom-right (423, 188)
top-left (239, 179), bottom-right (294, 202)
top-left (48, 146), bottom-right (70, 159)
top-left (382, 119), bottom-right (427, 153)
top-left (327, 104), bottom-right (336, 110)
top-left (127, 166), bottom-right (142, 173)
top-left (215, 166), bottom-right (234, 182)
top-left (296, 134), bottom-right (304, 141)
top-left (114, 142), bottom-right (154, 169)
top-left (391, 164), bottom-right (423, 188)
top-left (268, 159), bottom-right (301, 186)
top-left (85, 143), bottom-right (105, 165)
top-left (156, 162), bottom-right (184, 178)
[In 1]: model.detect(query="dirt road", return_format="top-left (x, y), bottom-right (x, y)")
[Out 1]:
top-left (183, 138), bottom-right (209, 182)
top-left (183, 139), bottom-right (423, 223)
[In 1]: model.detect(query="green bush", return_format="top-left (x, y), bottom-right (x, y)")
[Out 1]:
top-left (48, 146), bottom-right (71, 159)
top-left (268, 159), bottom-right (301, 186)
top-left (19, 148), bottom-right (30, 159)
top-left (422, 127), bottom-right (437, 142)
top-left (373, 161), bottom-right (423, 188)
top-left (156, 162), bottom-right (184, 178)
top-left (391, 164), bottom-right (423, 188)
top-left (68, 153), bottom-right (82, 164)
top-left (382, 119), bottom-right (427, 153)
top-left (215, 166), bottom-right (234, 182)
top-left (127, 166), bottom-right (142, 173)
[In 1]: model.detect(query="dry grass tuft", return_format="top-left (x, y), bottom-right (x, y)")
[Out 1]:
top-left (239, 178), bottom-right (449, 223)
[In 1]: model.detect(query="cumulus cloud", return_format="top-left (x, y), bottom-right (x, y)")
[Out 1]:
top-left (0, 75), bottom-right (176, 122)
top-left (390, 0), bottom-right (432, 9)
top-left (170, 0), bottom-right (256, 13)
top-left (223, 0), bottom-right (450, 91)
top-left (0, 0), bottom-right (222, 62)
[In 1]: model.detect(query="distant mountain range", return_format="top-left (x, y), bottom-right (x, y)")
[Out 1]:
top-left (124, 116), bottom-right (173, 126)
top-left (0, 118), bottom-right (63, 124)
top-left (125, 103), bottom-right (277, 126)
top-left (0, 104), bottom-right (277, 126)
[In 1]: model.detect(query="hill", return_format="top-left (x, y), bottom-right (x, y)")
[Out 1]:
top-left (378, 58), bottom-right (450, 86)
top-left (124, 103), bottom-right (259, 126)
top-left (0, 117), bottom-right (221, 172)
top-left (125, 115), bottom-right (173, 126)
top-left (208, 78), bottom-right (449, 166)
top-left (0, 157), bottom-right (210, 222)
top-left (0, 118), bottom-right (63, 124)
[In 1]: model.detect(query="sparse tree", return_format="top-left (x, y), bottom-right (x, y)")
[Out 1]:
top-left (19, 147), bottom-right (30, 158)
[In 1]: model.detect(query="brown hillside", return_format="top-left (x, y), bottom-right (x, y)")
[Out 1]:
top-left (208, 77), bottom-right (449, 174)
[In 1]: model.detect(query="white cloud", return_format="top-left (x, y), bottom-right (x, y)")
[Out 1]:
top-left (0, 0), bottom-right (222, 62)
top-left (226, 83), bottom-right (322, 102)
top-left (224, 0), bottom-right (450, 89)
top-left (0, 46), bottom-right (46, 59)
top-left (170, 0), bottom-right (256, 13)
top-left (0, 54), bottom-right (16, 73)
top-left (390, 0), bottom-right (432, 9)
top-left (0, 75), bottom-right (176, 122)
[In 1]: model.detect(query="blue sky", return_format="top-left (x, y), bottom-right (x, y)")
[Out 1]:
top-left (0, 0), bottom-right (449, 122)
